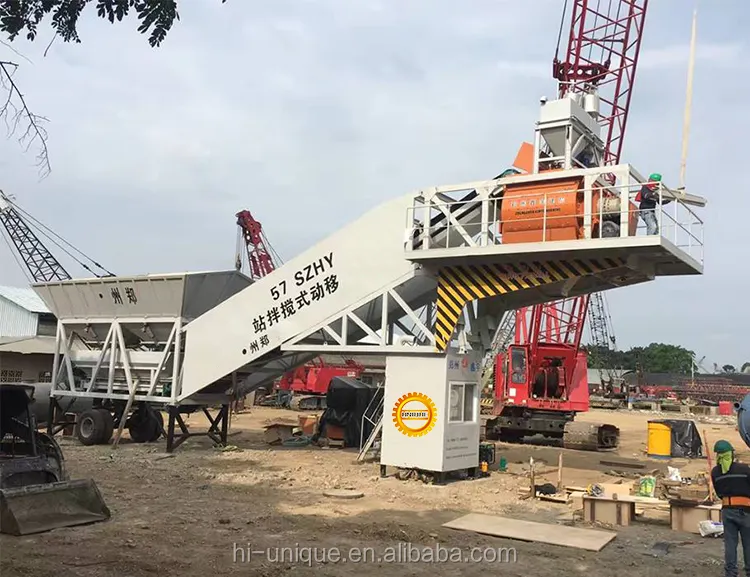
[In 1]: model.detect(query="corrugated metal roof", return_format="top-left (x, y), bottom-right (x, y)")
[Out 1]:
top-left (0, 336), bottom-right (58, 354)
top-left (0, 286), bottom-right (50, 313)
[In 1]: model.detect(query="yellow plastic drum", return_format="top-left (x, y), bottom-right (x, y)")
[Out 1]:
top-left (647, 421), bottom-right (672, 459)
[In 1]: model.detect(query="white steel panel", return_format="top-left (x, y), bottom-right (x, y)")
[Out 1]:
top-left (0, 297), bottom-right (39, 337)
top-left (180, 194), bottom-right (416, 399)
top-left (31, 271), bottom-right (251, 320)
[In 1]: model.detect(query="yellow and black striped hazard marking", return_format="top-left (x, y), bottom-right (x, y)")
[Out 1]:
top-left (434, 257), bottom-right (626, 351)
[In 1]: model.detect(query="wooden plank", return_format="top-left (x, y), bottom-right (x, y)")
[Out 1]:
top-left (583, 494), bottom-right (664, 505)
top-left (670, 502), bottom-right (722, 534)
top-left (442, 513), bottom-right (616, 552)
top-left (598, 482), bottom-right (633, 498)
top-left (583, 496), bottom-right (635, 526)
top-left (493, 444), bottom-right (647, 474)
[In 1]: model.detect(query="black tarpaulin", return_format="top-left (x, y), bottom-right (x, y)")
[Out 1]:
top-left (653, 419), bottom-right (703, 458)
top-left (315, 377), bottom-right (379, 448)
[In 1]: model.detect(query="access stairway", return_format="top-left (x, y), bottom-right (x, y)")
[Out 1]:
top-left (357, 385), bottom-right (385, 462)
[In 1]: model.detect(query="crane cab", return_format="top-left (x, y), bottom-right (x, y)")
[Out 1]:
top-left (494, 344), bottom-right (589, 412)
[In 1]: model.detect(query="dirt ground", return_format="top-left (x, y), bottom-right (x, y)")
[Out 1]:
top-left (1, 407), bottom-right (737, 576)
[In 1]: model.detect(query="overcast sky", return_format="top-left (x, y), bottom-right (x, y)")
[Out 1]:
top-left (0, 0), bottom-right (747, 369)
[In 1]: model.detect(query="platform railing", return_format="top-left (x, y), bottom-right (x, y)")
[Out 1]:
top-left (653, 185), bottom-right (704, 264)
top-left (404, 181), bottom-right (704, 265)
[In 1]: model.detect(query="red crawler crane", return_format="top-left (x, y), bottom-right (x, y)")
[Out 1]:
top-left (486, 1), bottom-right (648, 450)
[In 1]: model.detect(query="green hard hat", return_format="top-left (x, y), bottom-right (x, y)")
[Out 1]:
top-left (648, 173), bottom-right (662, 182)
top-left (714, 439), bottom-right (734, 453)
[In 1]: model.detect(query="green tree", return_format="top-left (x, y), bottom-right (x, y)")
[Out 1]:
top-left (1, 0), bottom-right (228, 47)
top-left (723, 364), bottom-right (737, 374)
top-left (585, 342), bottom-right (694, 374)
top-left (633, 343), bottom-right (695, 373)
top-left (1, 0), bottom-right (225, 176)
top-left (742, 362), bottom-right (750, 374)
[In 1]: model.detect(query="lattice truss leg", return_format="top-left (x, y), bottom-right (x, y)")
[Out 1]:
top-left (285, 271), bottom-right (440, 354)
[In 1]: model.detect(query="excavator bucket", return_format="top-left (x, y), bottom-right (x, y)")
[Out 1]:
top-left (0, 478), bottom-right (110, 536)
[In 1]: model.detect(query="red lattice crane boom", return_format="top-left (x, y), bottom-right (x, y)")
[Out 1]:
top-left (235, 210), bottom-right (277, 281)
top-left (516, 0), bottom-right (647, 362)
top-left (488, 1), bottom-right (649, 450)
top-left (554, 0), bottom-right (647, 165)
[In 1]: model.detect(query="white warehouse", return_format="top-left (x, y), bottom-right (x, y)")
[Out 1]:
top-left (0, 285), bottom-right (58, 383)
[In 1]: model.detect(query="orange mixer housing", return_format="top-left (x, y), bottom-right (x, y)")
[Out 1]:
top-left (499, 142), bottom-right (638, 244)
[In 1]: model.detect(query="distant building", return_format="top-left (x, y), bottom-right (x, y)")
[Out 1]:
top-left (0, 286), bottom-right (59, 383)
top-left (622, 371), bottom-right (750, 387)
top-left (587, 368), bottom-right (628, 388)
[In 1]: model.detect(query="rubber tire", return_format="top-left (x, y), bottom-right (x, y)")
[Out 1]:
top-left (95, 408), bottom-right (115, 444)
top-left (128, 409), bottom-right (153, 443)
top-left (148, 410), bottom-right (164, 442)
top-left (128, 408), bottom-right (162, 443)
top-left (76, 409), bottom-right (108, 446)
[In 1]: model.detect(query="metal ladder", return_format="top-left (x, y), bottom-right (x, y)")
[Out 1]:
top-left (357, 385), bottom-right (384, 462)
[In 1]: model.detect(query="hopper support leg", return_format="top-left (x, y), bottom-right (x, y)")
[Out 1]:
top-left (46, 397), bottom-right (77, 437)
top-left (165, 404), bottom-right (230, 453)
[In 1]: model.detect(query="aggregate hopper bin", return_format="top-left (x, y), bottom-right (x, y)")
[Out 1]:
top-left (30, 271), bottom-right (254, 404)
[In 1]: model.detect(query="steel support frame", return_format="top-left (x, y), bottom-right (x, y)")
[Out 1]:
top-left (283, 273), bottom-right (438, 355)
top-left (46, 396), bottom-right (79, 437)
top-left (479, 310), bottom-right (516, 375)
top-left (230, 349), bottom-right (320, 399)
top-left (464, 302), bottom-right (507, 358)
top-left (49, 317), bottom-right (183, 404)
top-left (46, 316), bottom-right (234, 452)
top-left (165, 404), bottom-right (230, 453)
top-left (242, 349), bottom-right (317, 375)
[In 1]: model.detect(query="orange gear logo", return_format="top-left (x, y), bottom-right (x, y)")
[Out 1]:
top-left (392, 392), bottom-right (437, 437)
